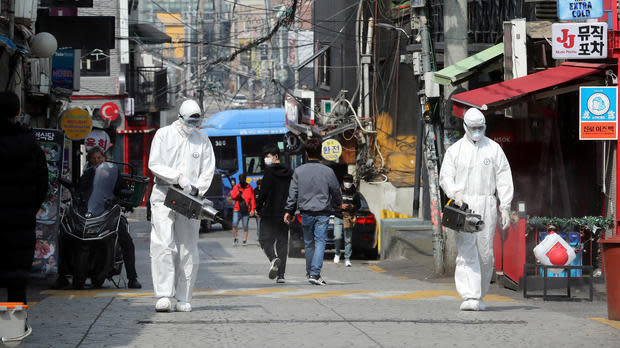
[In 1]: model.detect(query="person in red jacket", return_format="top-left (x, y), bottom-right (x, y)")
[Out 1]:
top-left (230, 173), bottom-right (256, 246)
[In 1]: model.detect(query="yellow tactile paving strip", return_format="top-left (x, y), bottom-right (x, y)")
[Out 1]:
top-left (589, 317), bottom-right (620, 331)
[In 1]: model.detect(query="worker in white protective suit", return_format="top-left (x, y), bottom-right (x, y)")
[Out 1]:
top-left (439, 108), bottom-right (513, 311)
top-left (148, 99), bottom-right (215, 312)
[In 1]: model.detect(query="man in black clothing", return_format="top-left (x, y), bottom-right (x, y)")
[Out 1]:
top-left (256, 144), bottom-right (293, 283)
top-left (0, 91), bottom-right (49, 303)
top-left (54, 147), bottom-right (142, 289)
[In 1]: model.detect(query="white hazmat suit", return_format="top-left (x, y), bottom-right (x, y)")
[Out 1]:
top-left (149, 118), bottom-right (215, 312)
top-left (439, 108), bottom-right (513, 311)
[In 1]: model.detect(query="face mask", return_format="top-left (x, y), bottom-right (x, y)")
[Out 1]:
top-left (264, 157), bottom-right (273, 166)
top-left (470, 129), bottom-right (483, 142)
top-left (344, 182), bottom-right (352, 189)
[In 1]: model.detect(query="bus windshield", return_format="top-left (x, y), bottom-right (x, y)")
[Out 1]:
top-left (210, 136), bottom-right (238, 174)
top-left (241, 135), bottom-right (284, 175)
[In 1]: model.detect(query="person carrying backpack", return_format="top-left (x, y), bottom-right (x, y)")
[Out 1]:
top-left (230, 173), bottom-right (256, 246)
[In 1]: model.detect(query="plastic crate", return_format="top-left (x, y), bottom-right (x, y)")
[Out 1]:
top-left (538, 231), bottom-right (582, 277)
top-left (120, 174), bottom-right (150, 208)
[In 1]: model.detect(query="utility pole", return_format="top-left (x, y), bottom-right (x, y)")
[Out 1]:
top-left (441, 0), bottom-right (468, 274)
top-left (416, 4), bottom-right (444, 274)
top-left (198, 0), bottom-right (205, 107)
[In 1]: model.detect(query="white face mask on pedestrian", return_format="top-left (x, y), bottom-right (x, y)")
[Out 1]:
top-left (264, 157), bottom-right (273, 166)
top-left (343, 182), bottom-right (352, 189)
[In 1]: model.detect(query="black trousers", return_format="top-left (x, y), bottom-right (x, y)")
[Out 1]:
top-left (0, 270), bottom-right (30, 303)
top-left (259, 217), bottom-right (289, 276)
top-left (117, 220), bottom-right (138, 280)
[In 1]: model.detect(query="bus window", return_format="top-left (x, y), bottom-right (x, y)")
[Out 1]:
top-left (241, 135), bottom-right (283, 175)
top-left (288, 153), bottom-right (304, 170)
top-left (210, 136), bottom-right (238, 174)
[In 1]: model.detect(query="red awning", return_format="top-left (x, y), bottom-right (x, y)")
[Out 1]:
top-left (451, 62), bottom-right (608, 118)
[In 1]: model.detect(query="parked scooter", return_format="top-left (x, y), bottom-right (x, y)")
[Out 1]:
top-left (58, 163), bottom-right (135, 289)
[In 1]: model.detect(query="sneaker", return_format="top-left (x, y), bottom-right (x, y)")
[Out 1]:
top-left (155, 297), bottom-right (172, 312)
top-left (305, 273), bottom-right (310, 280)
top-left (175, 301), bottom-right (192, 312)
top-left (276, 275), bottom-right (286, 284)
top-left (333, 254), bottom-right (340, 264)
top-left (128, 278), bottom-right (142, 289)
top-left (308, 275), bottom-right (327, 286)
top-left (233, 239), bottom-right (239, 247)
top-left (242, 240), bottom-right (247, 246)
top-left (345, 260), bottom-right (352, 267)
top-left (269, 258), bottom-right (281, 279)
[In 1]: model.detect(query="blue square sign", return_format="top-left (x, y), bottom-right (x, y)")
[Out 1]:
top-left (558, 0), bottom-right (604, 21)
top-left (580, 86), bottom-right (618, 140)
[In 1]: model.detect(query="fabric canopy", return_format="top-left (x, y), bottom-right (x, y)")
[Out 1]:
top-left (433, 43), bottom-right (504, 86)
top-left (129, 24), bottom-right (172, 44)
top-left (451, 62), bottom-right (608, 118)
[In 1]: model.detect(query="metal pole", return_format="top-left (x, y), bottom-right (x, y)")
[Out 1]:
top-left (418, 5), bottom-right (444, 274)
top-left (8, 0), bottom-right (15, 40)
top-left (198, 0), bottom-right (205, 107)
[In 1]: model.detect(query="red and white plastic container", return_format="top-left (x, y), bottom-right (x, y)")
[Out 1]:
top-left (533, 232), bottom-right (577, 274)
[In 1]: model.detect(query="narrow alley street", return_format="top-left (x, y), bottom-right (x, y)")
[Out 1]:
top-left (15, 220), bottom-right (620, 347)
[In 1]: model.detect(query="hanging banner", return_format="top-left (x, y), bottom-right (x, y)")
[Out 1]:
top-left (61, 108), bottom-right (92, 140)
top-left (32, 129), bottom-right (65, 276)
top-left (557, 0), bottom-right (604, 21)
top-left (552, 22), bottom-right (607, 59)
top-left (579, 86), bottom-right (618, 140)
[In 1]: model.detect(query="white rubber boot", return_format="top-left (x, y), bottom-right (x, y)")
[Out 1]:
top-left (155, 297), bottom-right (172, 312)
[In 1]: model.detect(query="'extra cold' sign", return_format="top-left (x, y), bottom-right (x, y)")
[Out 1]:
top-left (552, 22), bottom-right (607, 59)
top-left (579, 86), bottom-right (618, 140)
top-left (557, 0), bottom-right (603, 21)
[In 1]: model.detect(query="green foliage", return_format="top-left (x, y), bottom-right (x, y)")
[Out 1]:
top-left (527, 216), bottom-right (613, 236)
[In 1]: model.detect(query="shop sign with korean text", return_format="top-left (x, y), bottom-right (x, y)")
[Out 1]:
top-left (321, 139), bottom-right (342, 162)
top-left (557, 0), bottom-right (603, 21)
top-left (61, 108), bottom-right (92, 140)
top-left (552, 22), bottom-right (607, 59)
top-left (580, 86), bottom-right (617, 140)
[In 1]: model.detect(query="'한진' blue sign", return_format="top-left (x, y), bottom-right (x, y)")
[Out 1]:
top-left (558, 0), bottom-right (603, 21)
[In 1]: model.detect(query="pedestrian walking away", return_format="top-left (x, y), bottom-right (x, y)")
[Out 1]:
top-left (439, 108), bottom-right (513, 311)
top-left (231, 173), bottom-right (256, 246)
top-left (284, 138), bottom-right (342, 286)
top-left (256, 144), bottom-right (293, 283)
top-left (0, 91), bottom-right (48, 304)
top-left (333, 174), bottom-right (360, 267)
top-left (148, 99), bottom-right (215, 313)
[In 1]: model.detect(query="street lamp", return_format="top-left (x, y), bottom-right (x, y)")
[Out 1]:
top-left (30, 32), bottom-right (58, 58)
top-left (374, 22), bottom-right (411, 39)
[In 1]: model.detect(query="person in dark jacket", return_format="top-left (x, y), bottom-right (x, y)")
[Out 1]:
top-left (0, 91), bottom-right (48, 303)
top-left (333, 174), bottom-right (361, 267)
top-left (256, 144), bottom-right (293, 283)
top-left (54, 147), bottom-right (142, 289)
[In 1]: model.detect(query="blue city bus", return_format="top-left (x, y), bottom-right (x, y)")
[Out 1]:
top-left (200, 108), bottom-right (303, 228)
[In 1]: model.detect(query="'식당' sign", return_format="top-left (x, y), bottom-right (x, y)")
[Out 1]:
top-left (552, 22), bottom-right (607, 59)
top-left (557, 0), bottom-right (603, 21)
top-left (579, 86), bottom-right (618, 140)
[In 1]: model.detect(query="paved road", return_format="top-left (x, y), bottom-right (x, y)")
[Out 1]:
top-left (17, 221), bottom-right (620, 347)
